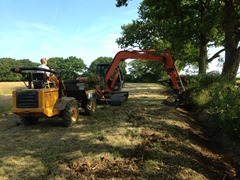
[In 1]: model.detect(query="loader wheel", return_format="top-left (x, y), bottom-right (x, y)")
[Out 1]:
top-left (62, 102), bottom-right (79, 127)
top-left (21, 117), bottom-right (39, 126)
top-left (84, 97), bottom-right (97, 116)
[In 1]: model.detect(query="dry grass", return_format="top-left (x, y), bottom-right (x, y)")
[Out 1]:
top-left (0, 82), bottom-right (25, 96)
top-left (0, 82), bottom-right (25, 115)
top-left (0, 83), bottom-right (236, 179)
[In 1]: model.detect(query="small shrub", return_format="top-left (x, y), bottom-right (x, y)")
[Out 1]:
top-left (181, 74), bottom-right (223, 110)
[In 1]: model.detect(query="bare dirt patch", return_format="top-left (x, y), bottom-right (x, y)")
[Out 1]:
top-left (0, 83), bottom-right (238, 179)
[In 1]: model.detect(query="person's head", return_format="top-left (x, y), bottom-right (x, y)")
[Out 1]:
top-left (40, 58), bottom-right (47, 65)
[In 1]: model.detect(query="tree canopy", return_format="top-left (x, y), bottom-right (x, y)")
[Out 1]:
top-left (48, 56), bottom-right (87, 80)
top-left (116, 0), bottom-right (240, 79)
top-left (0, 56), bottom-right (87, 82)
top-left (117, 0), bottom-right (224, 74)
top-left (0, 58), bottom-right (38, 81)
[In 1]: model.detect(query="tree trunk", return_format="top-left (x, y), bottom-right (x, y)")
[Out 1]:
top-left (221, 0), bottom-right (240, 80)
top-left (222, 49), bottom-right (240, 78)
top-left (198, 37), bottom-right (208, 74)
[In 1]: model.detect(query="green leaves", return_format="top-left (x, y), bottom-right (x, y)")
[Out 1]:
top-left (88, 57), bottom-right (113, 75)
top-left (0, 58), bottom-right (38, 81)
top-left (127, 60), bottom-right (166, 83)
top-left (117, 0), bottom-right (225, 74)
top-left (116, 0), bottom-right (129, 7)
top-left (1, 56), bottom-right (87, 81)
top-left (183, 74), bottom-right (240, 140)
top-left (48, 57), bottom-right (87, 80)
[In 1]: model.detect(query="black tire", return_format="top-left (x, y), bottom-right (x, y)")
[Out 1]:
top-left (62, 101), bottom-right (79, 127)
top-left (21, 117), bottom-right (39, 126)
top-left (84, 97), bottom-right (97, 116)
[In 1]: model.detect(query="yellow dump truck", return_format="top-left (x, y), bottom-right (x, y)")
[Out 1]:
top-left (10, 67), bottom-right (97, 127)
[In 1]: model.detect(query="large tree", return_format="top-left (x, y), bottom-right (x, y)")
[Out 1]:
top-left (117, 0), bottom-right (223, 74)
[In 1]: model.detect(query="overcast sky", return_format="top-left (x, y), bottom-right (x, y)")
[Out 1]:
top-left (0, 0), bottom-right (141, 66)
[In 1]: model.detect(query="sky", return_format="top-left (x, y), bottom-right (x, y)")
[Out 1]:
top-left (0, 0), bottom-right (238, 76)
top-left (0, 0), bottom-right (142, 67)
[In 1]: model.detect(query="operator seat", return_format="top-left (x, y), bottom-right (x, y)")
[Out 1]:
top-left (32, 73), bottom-right (48, 89)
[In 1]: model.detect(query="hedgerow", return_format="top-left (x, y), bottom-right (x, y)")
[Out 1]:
top-left (182, 74), bottom-right (240, 141)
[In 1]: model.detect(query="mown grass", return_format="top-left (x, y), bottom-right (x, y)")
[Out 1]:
top-left (0, 101), bottom-right (11, 115)
top-left (0, 83), bottom-right (236, 179)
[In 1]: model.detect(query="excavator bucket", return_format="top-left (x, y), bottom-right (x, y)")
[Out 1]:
top-left (109, 91), bottom-right (129, 106)
top-left (96, 91), bottom-right (129, 106)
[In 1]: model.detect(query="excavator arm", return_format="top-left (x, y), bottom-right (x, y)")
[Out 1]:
top-left (103, 49), bottom-right (185, 94)
top-left (94, 49), bottom-right (185, 106)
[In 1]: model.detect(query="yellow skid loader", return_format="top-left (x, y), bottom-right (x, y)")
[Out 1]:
top-left (10, 67), bottom-right (97, 127)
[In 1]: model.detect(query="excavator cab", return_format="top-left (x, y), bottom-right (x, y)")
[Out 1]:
top-left (96, 62), bottom-right (124, 91)
top-left (96, 63), bottom-right (109, 77)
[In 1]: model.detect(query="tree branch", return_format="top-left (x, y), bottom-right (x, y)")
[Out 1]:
top-left (116, 0), bottom-right (128, 7)
top-left (207, 48), bottom-right (225, 63)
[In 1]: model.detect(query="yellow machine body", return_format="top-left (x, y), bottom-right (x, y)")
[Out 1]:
top-left (9, 67), bottom-right (97, 127)
top-left (12, 88), bottom-right (61, 118)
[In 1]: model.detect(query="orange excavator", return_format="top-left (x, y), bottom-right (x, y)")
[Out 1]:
top-left (94, 49), bottom-right (186, 106)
